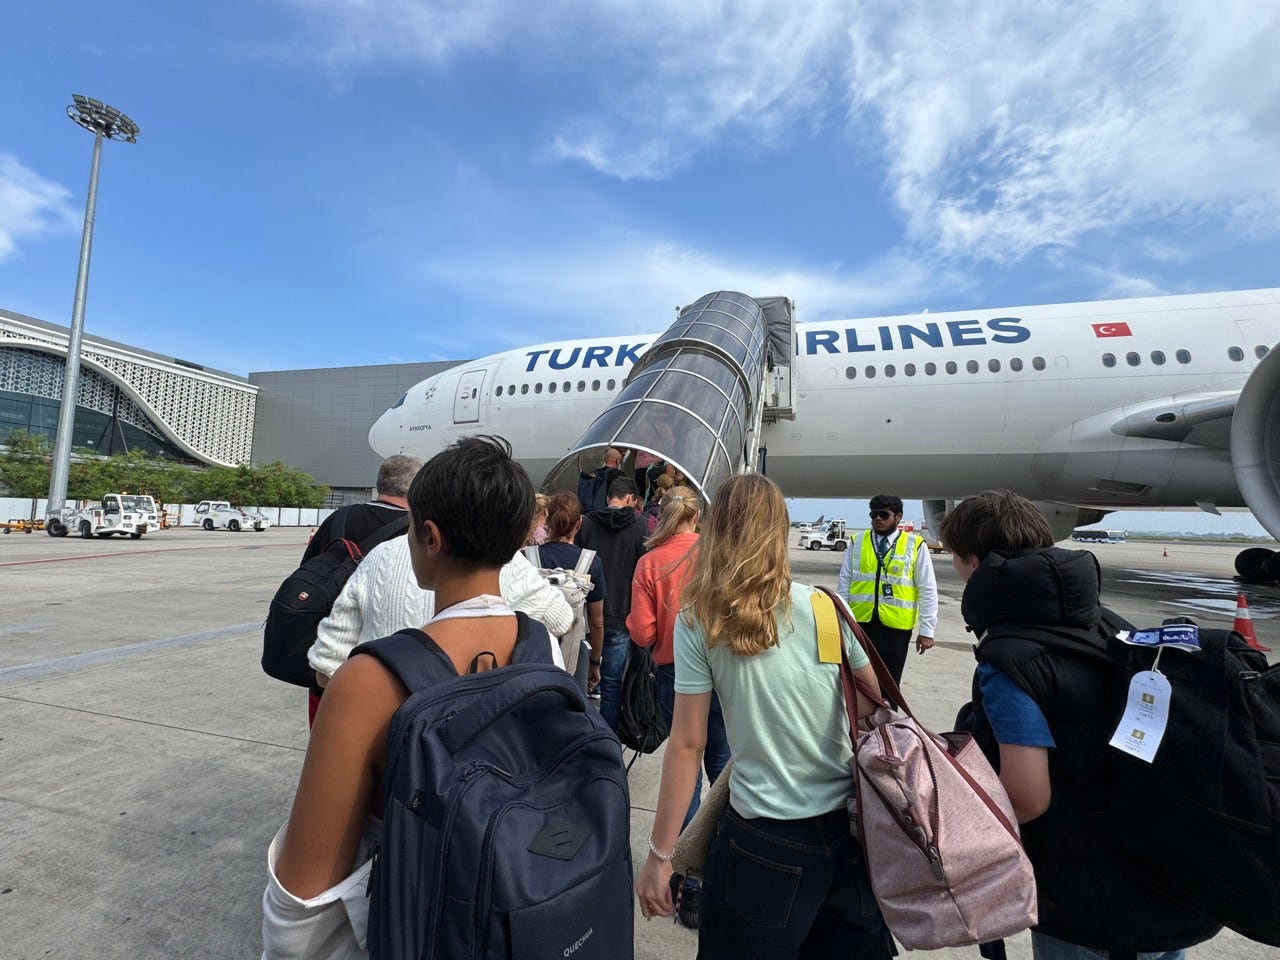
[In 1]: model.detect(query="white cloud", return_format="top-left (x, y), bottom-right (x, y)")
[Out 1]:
top-left (0, 154), bottom-right (78, 262)
top-left (421, 236), bottom-right (966, 348)
top-left (279, 1), bottom-right (1280, 268)
top-left (846, 1), bottom-right (1280, 262)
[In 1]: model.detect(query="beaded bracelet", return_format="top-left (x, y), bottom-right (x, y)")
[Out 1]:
top-left (647, 834), bottom-right (675, 862)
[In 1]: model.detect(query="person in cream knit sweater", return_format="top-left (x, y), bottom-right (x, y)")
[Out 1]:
top-left (308, 536), bottom-right (573, 684)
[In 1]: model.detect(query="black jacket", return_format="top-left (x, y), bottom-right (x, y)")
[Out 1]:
top-left (966, 548), bottom-right (1219, 954)
top-left (576, 506), bottom-right (647, 632)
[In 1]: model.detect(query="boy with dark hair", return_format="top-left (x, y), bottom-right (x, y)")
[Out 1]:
top-left (940, 489), bottom-right (1218, 960)
top-left (577, 475), bottom-right (646, 727)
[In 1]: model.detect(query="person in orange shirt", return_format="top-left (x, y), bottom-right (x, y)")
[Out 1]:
top-left (627, 486), bottom-right (729, 827)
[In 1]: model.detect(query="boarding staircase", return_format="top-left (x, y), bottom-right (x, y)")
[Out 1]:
top-left (542, 291), bottom-right (796, 503)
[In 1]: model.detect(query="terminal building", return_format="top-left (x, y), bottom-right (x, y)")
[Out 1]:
top-left (0, 308), bottom-right (456, 504)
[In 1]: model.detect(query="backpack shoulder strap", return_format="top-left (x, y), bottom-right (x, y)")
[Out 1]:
top-left (573, 548), bottom-right (596, 576)
top-left (352, 628), bottom-right (458, 692)
top-left (510, 612), bottom-right (556, 665)
top-left (523, 545), bottom-right (543, 569)
top-left (354, 511), bottom-right (410, 557)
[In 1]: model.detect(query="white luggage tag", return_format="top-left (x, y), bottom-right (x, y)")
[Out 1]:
top-left (1107, 624), bottom-right (1200, 763)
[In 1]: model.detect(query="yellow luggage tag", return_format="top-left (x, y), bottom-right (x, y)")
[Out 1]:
top-left (811, 592), bottom-right (843, 664)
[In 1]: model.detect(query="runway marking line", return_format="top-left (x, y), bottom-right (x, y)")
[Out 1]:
top-left (0, 542), bottom-right (291, 567)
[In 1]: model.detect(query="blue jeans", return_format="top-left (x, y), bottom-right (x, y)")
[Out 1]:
top-left (598, 628), bottom-right (630, 730)
top-left (655, 662), bottom-right (731, 828)
top-left (1032, 933), bottom-right (1184, 960)
top-left (699, 807), bottom-right (893, 960)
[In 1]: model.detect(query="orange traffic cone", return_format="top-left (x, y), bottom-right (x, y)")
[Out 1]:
top-left (1233, 593), bottom-right (1271, 652)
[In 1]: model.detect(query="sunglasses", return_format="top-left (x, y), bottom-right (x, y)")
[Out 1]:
top-left (869, 510), bottom-right (895, 520)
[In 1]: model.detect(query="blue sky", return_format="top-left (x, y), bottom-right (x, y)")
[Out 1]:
top-left (3, 2), bottom-right (1279, 533)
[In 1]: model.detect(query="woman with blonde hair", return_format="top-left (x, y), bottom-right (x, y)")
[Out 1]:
top-left (635, 474), bottom-right (891, 959)
top-left (627, 486), bottom-right (728, 831)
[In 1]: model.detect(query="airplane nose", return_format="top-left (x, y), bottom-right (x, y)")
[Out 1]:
top-left (368, 407), bottom-right (398, 456)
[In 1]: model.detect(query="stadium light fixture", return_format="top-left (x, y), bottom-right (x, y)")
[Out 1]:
top-left (45, 96), bottom-right (140, 535)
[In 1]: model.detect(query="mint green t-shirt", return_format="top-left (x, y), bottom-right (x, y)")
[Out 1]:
top-left (674, 581), bottom-right (871, 821)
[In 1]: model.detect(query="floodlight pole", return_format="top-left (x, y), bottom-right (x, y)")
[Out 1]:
top-left (46, 131), bottom-right (103, 518)
top-left (45, 96), bottom-right (138, 533)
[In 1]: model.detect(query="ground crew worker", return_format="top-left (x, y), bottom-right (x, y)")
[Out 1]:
top-left (837, 494), bottom-right (937, 684)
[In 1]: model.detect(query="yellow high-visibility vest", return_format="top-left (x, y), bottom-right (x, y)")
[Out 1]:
top-left (846, 530), bottom-right (923, 630)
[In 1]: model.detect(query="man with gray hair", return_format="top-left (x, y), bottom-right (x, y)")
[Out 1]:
top-left (300, 454), bottom-right (421, 564)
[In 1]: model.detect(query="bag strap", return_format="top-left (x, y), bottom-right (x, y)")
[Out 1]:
top-left (354, 510), bottom-right (410, 558)
top-left (816, 585), bottom-right (908, 716)
top-left (817, 586), bottom-right (1023, 843)
top-left (573, 548), bottom-right (596, 577)
top-left (523, 544), bottom-right (542, 568)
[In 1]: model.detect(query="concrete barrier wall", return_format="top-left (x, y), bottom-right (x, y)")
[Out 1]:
top-left (0, 497), bottom-right (335, 527)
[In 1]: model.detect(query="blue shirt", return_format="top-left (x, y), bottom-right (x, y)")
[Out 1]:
top-left (977, 663), bottom-right (1056, 748)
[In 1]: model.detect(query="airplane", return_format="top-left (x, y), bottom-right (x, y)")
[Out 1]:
top-left (369, 287), bottom-right (1280, 581)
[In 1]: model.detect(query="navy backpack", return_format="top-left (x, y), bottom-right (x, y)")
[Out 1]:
top-left (353, 614), bottom-right (634, 960)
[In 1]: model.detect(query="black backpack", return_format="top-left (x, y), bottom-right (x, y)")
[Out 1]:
top-left (576, 467), bottom-right (619, 513)
top-left (981, 610), bottom-right (1280, 946)
top-left (615, 640), bottom-right (669, 763)
top-left (260, 512), bottom-right (409, 687)
top-left (354, 617), bottom-right (634, 960)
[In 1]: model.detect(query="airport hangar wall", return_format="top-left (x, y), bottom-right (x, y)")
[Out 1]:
top-left (248, 361), bottom-right (458, 504)
top-left (0, 308), bottom-right (257, 467)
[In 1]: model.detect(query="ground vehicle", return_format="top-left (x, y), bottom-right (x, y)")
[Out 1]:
top-left (193, 500), bottom-right (271, 532)
top-left (1071, 528), bottom-right (1127, 543)
top-left (74, 494), bottom-right (158, 539)
top-left (799, 519), bottom-right (848, 551)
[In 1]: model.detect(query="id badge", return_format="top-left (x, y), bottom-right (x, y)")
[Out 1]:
top-left (881, 582), bottom-right (894, 600)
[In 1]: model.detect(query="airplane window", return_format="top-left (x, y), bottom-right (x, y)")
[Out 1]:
top-left (865, 365), bottom-right (876, 379)
top-left (1032, 356), bottom-right (1046, 370)
top-left (521, 384), bottom-right (529, 395)
top-left (1151, 351), bottom-right (1165, 365)
top-left (945, 361), bottom-right (958, 375)
top-left (495, 386), bottom-right (502, 397)
top-left (885, 364), bottom-right (896, 378)
top-left (905, 363), bottom-right (916, 376)
top-left (1228, 346), bottom-right (1244, 362)
top-left (578, 380), bottom-right (586, 391)
top-left (391, 392), bottom-right (407, 409)
top-left (1176, 349), bottom-right (1191, 364)
top-left (1010, 357), bottom-right (1023, 372)
top-left (966, 360), bottom-right (979, 374)
top-left (1257, 345), bottom-right (1270, 359)
top-left (592, 379), bottom-right (601, 390)
top-left (1126, 352), bottom-right (1140, 366)
top-left (563, 381), bottom-right (571, 392)
top-left (925, 362), bottom-right (937, 376)
top-left (548, 382), bottom-right (557, 393)
top-left (1102, 353), bottom-right (1116, 367)
top-left (845, 366), bottom-right (856, 379)
top-left (535, 383), bottom-right (543, 394)
top-left (988, 359), bottom-right (1000, 373)
top-left (607, 379), bottom-right (617, 390)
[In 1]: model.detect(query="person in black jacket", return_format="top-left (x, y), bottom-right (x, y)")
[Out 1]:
top-left (300, 454), bottom-right (420, 564)
top-left (576, 475), bottom-right (646, 728)
top-left (939, 490), bottom-right (1218, 960)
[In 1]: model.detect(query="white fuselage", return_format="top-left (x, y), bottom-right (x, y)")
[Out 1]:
top-left (369, 288), bottom-right (1280, 510)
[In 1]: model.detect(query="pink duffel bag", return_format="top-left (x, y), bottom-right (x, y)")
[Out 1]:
top-left (817, 586), bottom-right (1038, 950)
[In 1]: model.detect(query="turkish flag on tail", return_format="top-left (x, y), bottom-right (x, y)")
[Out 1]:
top-left (1092, 322), bottom-right (1132, 338)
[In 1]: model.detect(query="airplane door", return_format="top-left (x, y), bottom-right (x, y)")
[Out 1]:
top-left (453, 369), bottom-right (486, 424)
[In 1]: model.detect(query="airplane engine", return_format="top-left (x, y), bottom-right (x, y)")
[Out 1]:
top-left (1230, 344), bottom-right (1280, 579)
top-left (923, 497), bottom-right (1105, 548)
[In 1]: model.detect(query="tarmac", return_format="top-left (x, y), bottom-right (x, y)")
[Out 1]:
top-left (0, 527), bottom-right (1276, 959)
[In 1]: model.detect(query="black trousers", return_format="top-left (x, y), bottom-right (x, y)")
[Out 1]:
top-left (858, 613), bottom-right (913, 686)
